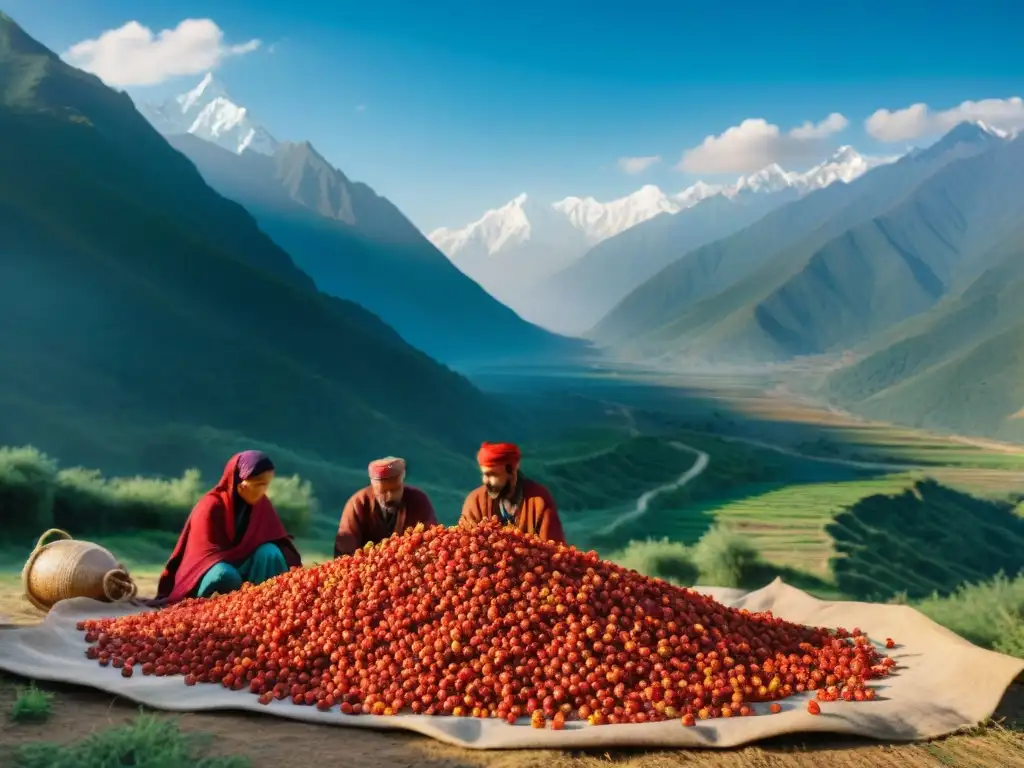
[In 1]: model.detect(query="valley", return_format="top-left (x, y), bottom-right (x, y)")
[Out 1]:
top-left (1, 8), bottom-right (1023, 767)
top-left (4, 364), bottom-right (1023, 766)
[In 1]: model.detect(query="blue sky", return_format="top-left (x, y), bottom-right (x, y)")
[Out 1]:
top-left (6, 0), bottom-right (1024, 231)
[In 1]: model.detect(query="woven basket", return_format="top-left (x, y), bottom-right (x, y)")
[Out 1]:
top-left (20, 529), bottom-right (138, 613)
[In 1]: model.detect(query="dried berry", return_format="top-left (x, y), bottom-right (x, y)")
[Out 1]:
top-left (78, 520), bottom-right (892, 725)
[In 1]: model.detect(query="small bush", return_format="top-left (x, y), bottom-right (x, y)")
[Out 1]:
top-left (610, 538), bottom-right (698, 585)
top-left (690, 524), bottom-right (762, 588)
top-left (0, 444), bottom-right (317, 542)
top-left (0, 446), bottom-right (58, 540)
top-left (912, 571), bottom-right (1024, 656)
top-left (14, 711), bottom-right (251, 768)
top-left (10, 683), bottom-right (53, 723)
top-left (52, 467), bottom-right (206, 532)
top-left (267, 473), bottom-right (319, 534)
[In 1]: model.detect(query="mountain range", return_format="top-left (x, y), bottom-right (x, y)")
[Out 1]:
top-left (0, 13), bottom-right (509, 494)
top-left (1, 6), bottom-right (1019, 463)
top-left (589, 119), bottom-right (1023, 440)
top-left (431, 148), bottom-right (897, 334)
top-left (137, 75), bottom-right (580, 366)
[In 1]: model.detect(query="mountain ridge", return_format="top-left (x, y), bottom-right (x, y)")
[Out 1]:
top-left (0, 13), bottom-right (507, 491)
top-left (140, 77), bottom-right (582, 366)
top-left (431, 145), bottom-right (896, 263)
top-left (821, 227), bottom-right (1024, 441)
top-left (591, 121), bottom-right (1009, 352)
top-left (432, 146), bottom-right (896, 334)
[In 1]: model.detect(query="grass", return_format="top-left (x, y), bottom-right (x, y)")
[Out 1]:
top-left (12, 712), bottom-right (251, 768)
top-left (909, 572), bottom-right (1024, 658)
top-left (804, 425), bottom-right (1024, 470)
top-left (608, 525), bottom-right (839, 598)
top-left (679, 475), bottom-right (917, 575)
top-left (9, 683), bottom-right (52, 723)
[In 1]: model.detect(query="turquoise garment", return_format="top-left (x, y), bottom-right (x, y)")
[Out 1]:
top-left (196, 542), bottom-right (288, 598)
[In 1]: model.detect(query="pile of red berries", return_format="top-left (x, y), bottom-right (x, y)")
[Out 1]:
top-left (78, 520), bottom-right (896, 727)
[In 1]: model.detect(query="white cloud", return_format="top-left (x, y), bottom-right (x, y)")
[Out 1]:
top-left (617, 155), bottom-right (661, 174)
top-left (865, 97), bottom-right (1024, 142)
top-left (355, 104), bottom-right (367, 112)
top-left (677, 113), bottom-right (849, 174)
top-left (63, 19), bottom-right (261, 87)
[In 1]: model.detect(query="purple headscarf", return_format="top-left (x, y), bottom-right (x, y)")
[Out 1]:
top-left (236, 450), bottom-right (275, 481)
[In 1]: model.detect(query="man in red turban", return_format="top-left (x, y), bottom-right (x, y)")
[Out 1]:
top-left (459, 442), bottom-right (566, 545)
top-left (334, 456), bottom-right (438, 557)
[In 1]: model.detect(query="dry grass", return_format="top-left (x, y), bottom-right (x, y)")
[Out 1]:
top-left (0, 674), bottom-right (1020, 768)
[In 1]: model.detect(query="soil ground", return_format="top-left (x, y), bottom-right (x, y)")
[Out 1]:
top-left (2, 577), bottom-right (1022, 768)
top-left (0, 674), bottom-right (1021, 768)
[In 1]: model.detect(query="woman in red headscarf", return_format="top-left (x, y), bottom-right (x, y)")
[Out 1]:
top-left (154, 451), bottom-right (302, 603)
top-left (459, 442), bottom-right (566, 544)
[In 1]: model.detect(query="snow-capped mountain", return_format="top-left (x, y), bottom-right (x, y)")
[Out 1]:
top-left (974, 120), bottom-right (1014, 140)
top-left (791, 146), bottom-right (899, 192)
top-left (553, 185), bottom-right (682, 244)
top-left (430, 184), bottom-right (689, 266)
top-left (428, 145), bottom-right (898, 332)
top-left (673, 180), bottom-right (726, 209)
top-left (727, 163), bottom-right (796, 196)
top-left (430, 194), bottom-right (592, 304)
top-left (431, 146), bottom-right (896, 267)
top-left (138, 73), bottom-right (278, 155)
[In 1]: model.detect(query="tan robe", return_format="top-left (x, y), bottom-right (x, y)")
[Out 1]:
top-left (334, 485), bottom-right (438, 557)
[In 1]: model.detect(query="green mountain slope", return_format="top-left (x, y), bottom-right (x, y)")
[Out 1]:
top-left (0, 13), bottom-right (504, 487)
top-left (592, 122), bottom-right (1007, 349)
top-left (744, 135), bottom-right (1024, 358)
top-left (532, 192), bottom-right (786, 335)
top-left (822, 230), bottom-right (1024, 441)
top-left (164, 134), bottom-right (582, 366)
top-left (525, 192), bottom-right (792, 336)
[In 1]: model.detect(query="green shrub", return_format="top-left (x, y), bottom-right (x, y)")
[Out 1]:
top-left (0, 446), bottom-right (58, 540)
top-left (9, 683), bottom-right (53, 723)
top-left (14, 712), bottom-right (251, 768)
top-left (911, 571), bottom-right (1024, 656)
top-left (0, 444), bottom-right (317, 541)
top-left (609, 538), bottom-right (698, 585)
top-left (267, 473), bottom-right (319, 534)
top-left (52, 467), bottom-right (205, 532)
top-left (689, 524), bottom-right (762, 588)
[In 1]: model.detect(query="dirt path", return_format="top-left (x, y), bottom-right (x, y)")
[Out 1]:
top-left (598, 441), bottom-right (710, 537)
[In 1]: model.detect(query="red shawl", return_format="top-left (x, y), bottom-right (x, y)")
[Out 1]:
top-left (155, 453), bottom-right (302, 603)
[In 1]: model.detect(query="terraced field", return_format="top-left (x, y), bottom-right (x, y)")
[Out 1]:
top-left (682, 476), bottom-right (919, 575)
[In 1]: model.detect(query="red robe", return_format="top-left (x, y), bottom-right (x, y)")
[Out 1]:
top-left (156, 453), bottom-right (302, 602)
top-left (459, 477), bottom-right (567, 545)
